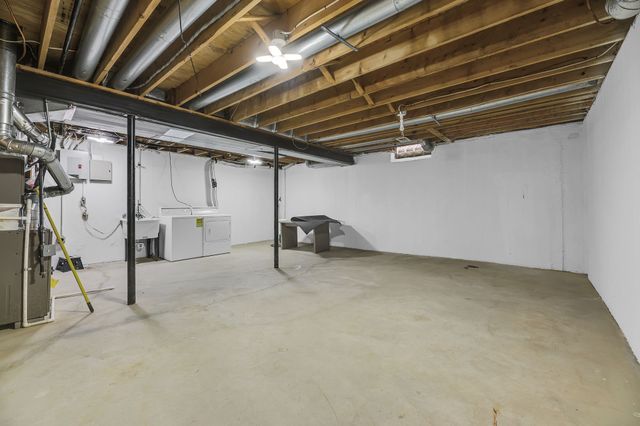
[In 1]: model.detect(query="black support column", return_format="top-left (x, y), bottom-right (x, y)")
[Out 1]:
top-left (126, 114), bottom-right (136, 305)
top-left (274, 146), bottom-right (279, 269)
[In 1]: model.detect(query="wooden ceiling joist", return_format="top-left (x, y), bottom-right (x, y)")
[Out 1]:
top-left (93, 0), bottom-right (162, 84)
top-left (37, 0), bottom-right (61, 69)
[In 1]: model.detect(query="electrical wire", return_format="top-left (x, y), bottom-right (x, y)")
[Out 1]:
top-left (2, 0), bottom-right (27, 61)
top-left (168, 152), bottom-right (194, 213)
top-left (84, 221), bottom-right (122, 240)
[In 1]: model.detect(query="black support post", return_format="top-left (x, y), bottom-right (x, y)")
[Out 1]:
top-left (274, 146), bottom-right (279, 269)
top-left (127, 114), bottom-right (136, 305)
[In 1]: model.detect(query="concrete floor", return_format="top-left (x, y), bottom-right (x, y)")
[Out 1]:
top-left (0, 243), bottom-right (639, 426)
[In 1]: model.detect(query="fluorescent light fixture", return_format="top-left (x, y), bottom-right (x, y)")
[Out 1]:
top-left (87, 135), bottom-right (116, 144)
top-left (247, 157), bottom-right (263, 166)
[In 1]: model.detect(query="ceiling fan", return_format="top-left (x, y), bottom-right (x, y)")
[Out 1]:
top-left (256, 31), bottom-right (302, 70)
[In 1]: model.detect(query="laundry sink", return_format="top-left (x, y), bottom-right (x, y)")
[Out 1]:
top-left (120, 217), bottom-right (160, 240)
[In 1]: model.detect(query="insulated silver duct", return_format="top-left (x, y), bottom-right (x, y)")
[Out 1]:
top-left (0, 20), bottom-right (73, 197)
top-left (109, 0), bottom-right (218, 90)
top-left (0, 19), bottom-right (16, 141)
top-left (186, 0), bottom-right (423, 111)
top-left (605, 0), bottom-right (640, 19)
top-left (72, 0), bottom-right (129, 81)
top-left (12, 106), bottom-right (49, 145)
top-left (316, 81), bottom-right (598, 143)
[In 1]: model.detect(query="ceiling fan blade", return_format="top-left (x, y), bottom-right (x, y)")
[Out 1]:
top-left (272, 56), bottom-right (288, 70)
top-left (268, 45), bottom-right (282, 57)
top-left (283, 53), bottom-right (302, 61)
top-left (256, 55), bottom-right (273, 62)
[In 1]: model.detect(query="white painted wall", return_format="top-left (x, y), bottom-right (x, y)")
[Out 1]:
top-left (46, 143), bottom-right (273, 265)
top-left (284, 123), bottom-right (585, 273)
top-left (583, 18), bottom-right (639, 360)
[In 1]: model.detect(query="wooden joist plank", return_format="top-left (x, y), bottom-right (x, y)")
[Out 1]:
top-left (140, 0), bottom-right (262, 96)
top-left (94, 0), bottom-right (162, 84)
top-left (37, 0), bottom-right (61, 69)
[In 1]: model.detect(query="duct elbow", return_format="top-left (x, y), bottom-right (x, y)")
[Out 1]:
top-left (606, 0), bottom-right (640, 19)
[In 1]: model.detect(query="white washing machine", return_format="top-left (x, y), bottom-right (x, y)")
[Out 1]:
top-left (159, 208), bottom-right (231, 261)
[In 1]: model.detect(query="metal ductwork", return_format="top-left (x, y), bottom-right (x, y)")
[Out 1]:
top-left (316, 81), bottom-right (598, 143)
top-left (12, 106), bottom-right (49, 145)
top-left (186, 0), bottom-right (423, 111)
top-left (109, 0), bottom-right (218, 90)
top-left (605, 0), bottom-right (640, 19)
top-left (0, 20), bottom-right (73, 198)
top-left (72, 0), bottom-right (129, 81)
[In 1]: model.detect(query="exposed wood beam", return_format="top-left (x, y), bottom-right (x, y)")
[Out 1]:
top-left (201, 0), bottom-right (468, 114)
top-left (238, 14), bottom-right (273, 22)
top-left (427, 128), bottom-right (452, 144)
top-left (352, 79), bottom-right (374, 106)
top-left (250, 21), bottom-right (271, 46)
top-left (174, 0), bottom-right (367, 106)
top-left (318, 66), bottom-right (335, 84)
top-left (37, 0), bottom-right (61, 69)
top-left (140, 0), bottom-right (261, 96)
top-left (94, 0), bottom-right (162, 84)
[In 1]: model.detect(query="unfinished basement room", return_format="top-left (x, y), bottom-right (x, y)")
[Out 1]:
top-left (1, 0), bottom-right (640, 424)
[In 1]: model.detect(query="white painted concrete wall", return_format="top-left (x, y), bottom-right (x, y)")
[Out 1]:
top-left (583, 18), bottom-right (639, 360)
top-left (46, 143), bottom-right (273, 264)
top-left (284, 123), bottom-right (585, 273)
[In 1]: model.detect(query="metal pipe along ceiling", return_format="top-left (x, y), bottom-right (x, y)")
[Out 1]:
top-left (315, 81), bottom-right (598, 143)
top-left (72, 0), bottom-right (129, 81)
top-left (185, 0), bottom-right (423, 111)
top-left (109, 0), bottom-right (218, 91)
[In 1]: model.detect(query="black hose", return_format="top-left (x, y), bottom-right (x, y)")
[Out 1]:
top-left (58, 0), bottom-right (84, 74)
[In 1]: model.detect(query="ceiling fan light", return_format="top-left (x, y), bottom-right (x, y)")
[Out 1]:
top-left (268, 44), bottom-right (282, 57)
top-left (273, 56), bottom-right (288, 69)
